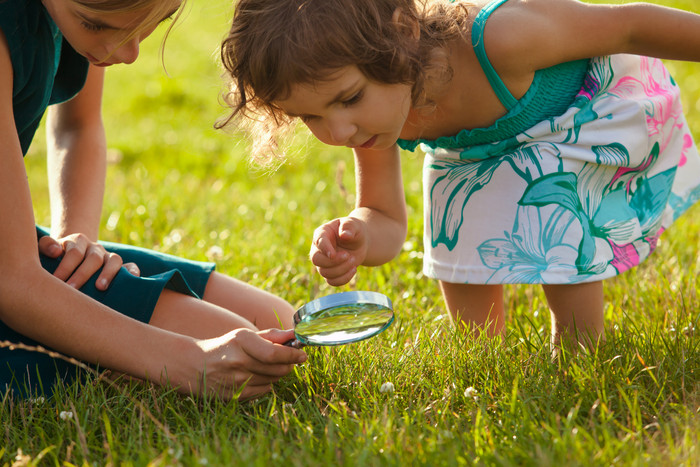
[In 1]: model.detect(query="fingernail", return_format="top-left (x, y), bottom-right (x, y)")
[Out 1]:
top-left (98, 278), bottom-right (108, 289)
top-left (67, 281), bottom-right (77, 289)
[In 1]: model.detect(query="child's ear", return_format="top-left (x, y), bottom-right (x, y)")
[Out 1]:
top-left (392, 7), bottom-right (420, 40)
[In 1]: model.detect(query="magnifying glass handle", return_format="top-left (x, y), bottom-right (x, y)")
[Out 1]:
top-left (283, 339), bottom-right (306, 349)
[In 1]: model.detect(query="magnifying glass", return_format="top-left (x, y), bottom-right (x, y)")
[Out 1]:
top-left (284, 291), bottom-right (394, 348)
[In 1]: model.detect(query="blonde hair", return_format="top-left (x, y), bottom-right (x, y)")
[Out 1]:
top-left (73, 0), bottom-right (186, 63)
top-left (217, 0), bottom-right (471, 165)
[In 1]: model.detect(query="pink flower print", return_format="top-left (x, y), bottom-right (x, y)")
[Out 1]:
top-left (610, 226), bottom-right (664, 274)
top-left (607, 57), bottom-right (685, 154)
top-left (680, 133), bottom-right (693, 167)
top-left (579, 73), bottom-right (601, 101)
top-left (608, 240), bottom-right (640, 274)
top-left (608, 145), bottom-right (656, 195)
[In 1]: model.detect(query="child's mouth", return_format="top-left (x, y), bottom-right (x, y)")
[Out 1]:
top-left (358, 135), bottom-right (377, 149)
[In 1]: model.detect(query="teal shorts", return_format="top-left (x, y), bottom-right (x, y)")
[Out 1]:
top-left (0, 226), bottom-right (215, 397)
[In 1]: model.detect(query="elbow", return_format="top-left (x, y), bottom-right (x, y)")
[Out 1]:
top-left (387, 218), bottom-right (410, 263)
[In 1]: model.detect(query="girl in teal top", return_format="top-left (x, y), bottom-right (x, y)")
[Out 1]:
top-left (0, 0), bottom-right (306, 399)
top-left (220, 0), bottom-right (700, 351)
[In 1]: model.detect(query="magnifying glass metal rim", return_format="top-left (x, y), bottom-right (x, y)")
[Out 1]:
top-left (288, 291), bottom-right (394, 347)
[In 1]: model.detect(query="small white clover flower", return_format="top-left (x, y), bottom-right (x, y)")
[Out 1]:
top-left (59, 410), bottom-right (74, 421)
top-left (29, 396), bottom-right (45, 405)
top-left (464, 386), bottom-right (479, 400)
top-left (379, 382), bottom-right (395, 394)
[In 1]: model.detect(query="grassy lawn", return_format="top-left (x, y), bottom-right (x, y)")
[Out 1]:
top-left (3, 0), bottom-right (698, 465)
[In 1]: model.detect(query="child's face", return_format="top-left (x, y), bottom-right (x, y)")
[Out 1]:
top-left (41, 0), bottom-right (179, 66)
top-left (276, 66), bottom-right (413, 151)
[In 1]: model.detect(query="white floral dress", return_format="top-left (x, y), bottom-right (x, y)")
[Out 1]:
top-left (397, 0), bottom-right (700, 285)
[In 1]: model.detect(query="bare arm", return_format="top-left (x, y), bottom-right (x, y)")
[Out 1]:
top-left (46, 64), bottom-right (107, 241)
top-left (350, 145), bottom-right (408, 266)
top-left (40, 65), bottom-right (137, 290)
top-left (310, 145), bottom-right (407, 285)
top-left (485, 0), bottom-right (700, 76)
top-left (0, 51), bottom-right (187, 382)
top-left (0, 38), bottom-right (186, 378)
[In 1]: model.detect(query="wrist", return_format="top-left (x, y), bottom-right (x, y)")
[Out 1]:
top-left (154, 335), bottom-right (204, 394)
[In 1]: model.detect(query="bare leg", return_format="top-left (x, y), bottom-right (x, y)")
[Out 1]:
top-left (148, 289), bottom-right (258, 339)
top-left (201, 272), bottom-right (295, 330)
top-left (542, 281), bottom-right (605, 352)
top-left (148, 272), bottom-right (295, 338)
top-left (439, 281), bottom-right (505, 338)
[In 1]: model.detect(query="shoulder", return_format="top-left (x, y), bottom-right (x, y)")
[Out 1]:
top-left (479, 0), bottom-right (625, 73)
top-left (477, 0), bottom-right (556, 73)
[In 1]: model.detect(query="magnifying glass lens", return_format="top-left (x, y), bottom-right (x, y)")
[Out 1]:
top-left (295, 303), bottom-right (393, 346)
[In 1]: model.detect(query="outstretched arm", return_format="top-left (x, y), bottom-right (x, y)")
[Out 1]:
top-left (485, 0), bottom-right (700, 77)
top-left (351, 145), bottom-right (408, 264)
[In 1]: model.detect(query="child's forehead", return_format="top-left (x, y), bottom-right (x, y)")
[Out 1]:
top-left (286, 67), bottom-right (363, 96)
top-left (275, 67), bottom-right (366, 113)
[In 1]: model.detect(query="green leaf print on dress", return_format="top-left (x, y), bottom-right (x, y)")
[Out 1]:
top-left (496, 142), bottom-right (676, 282)
top-left (476, 205), bottom-right (582, 283)
top-left (428, 143), bottom-right (548, 250)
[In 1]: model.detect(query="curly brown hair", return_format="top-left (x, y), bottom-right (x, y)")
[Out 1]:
top-left (217, 0), bottom-right (471, 163)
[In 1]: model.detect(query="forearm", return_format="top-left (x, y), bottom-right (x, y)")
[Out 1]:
top-left (351, 146), bottom-right (408, 266)
top-left (0, 261), bottom-right (195, 383)
top-left (46, 65), bottom-right (107, 240)
top-left (622, 3), bottom-right (700, 62)
top-left (46, 106), bottom-right (106, 240)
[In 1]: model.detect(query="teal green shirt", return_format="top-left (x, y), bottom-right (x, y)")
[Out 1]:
top-left (0, 0), bottom-right (89, 155)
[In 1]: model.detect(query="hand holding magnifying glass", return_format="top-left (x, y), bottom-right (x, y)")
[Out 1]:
top-left (284, 291), bottom-right (394, 348)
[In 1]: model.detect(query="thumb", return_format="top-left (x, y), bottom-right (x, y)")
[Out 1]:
top-left (38, 235), bottom-right (63, 258)
top-left (337, 217), bottom-right (361, 243)
top-left (258, 328), bottom-right (297, 344)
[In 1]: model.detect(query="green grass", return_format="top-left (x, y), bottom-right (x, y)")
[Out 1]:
top-left (4, 0), bottom-right (699, 465)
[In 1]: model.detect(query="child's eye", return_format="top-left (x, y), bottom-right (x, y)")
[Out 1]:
top-left (342, 90), bottom-right (363, 106)
top-left (81, 21), bottom-right (105, 32)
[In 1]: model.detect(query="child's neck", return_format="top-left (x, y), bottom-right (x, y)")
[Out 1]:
top-left (400, 37), bottom-right (532, 141)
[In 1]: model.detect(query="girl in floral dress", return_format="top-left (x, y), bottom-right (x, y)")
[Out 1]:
top-left (219, 0), bottom-right (700, 349)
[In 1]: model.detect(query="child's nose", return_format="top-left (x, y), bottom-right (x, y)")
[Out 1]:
top-left (112, 37), bottom-right (140, 65)
top-left (327, 119), bottom-right (356, 146)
